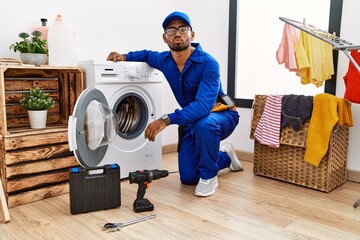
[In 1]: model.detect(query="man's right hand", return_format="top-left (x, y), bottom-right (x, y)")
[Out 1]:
top-left (107, 52), bottom-right (126, 62)
top-left (144, 118), bottom-right (166, 142)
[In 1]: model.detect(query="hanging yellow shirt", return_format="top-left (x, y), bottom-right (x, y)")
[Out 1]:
top-left (294, 32), bottom-right (334, 87)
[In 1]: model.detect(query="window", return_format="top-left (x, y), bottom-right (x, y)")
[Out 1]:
top-left (228, 0), bottom-right (343, 108)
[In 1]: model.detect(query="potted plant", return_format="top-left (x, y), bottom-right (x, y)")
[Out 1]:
top-left (9, 31), bottom-right (48, 66)
top-left (20, 88), bottom-right (54, 129)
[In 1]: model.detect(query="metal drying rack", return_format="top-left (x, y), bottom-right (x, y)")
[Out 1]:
top-left (280, 17), bottom-right (360, 73)
top-left (280, 17), bottom-right (360, 208)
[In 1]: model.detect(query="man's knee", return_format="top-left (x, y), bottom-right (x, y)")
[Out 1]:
top-left (180, 173), bottom-right (198, 185)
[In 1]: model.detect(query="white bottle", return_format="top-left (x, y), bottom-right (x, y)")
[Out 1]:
top-left (48, 14), bottom-right (77, 66)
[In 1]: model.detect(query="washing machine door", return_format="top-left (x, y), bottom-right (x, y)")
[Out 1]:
top-left (68, 87), bottom-right (119, 168)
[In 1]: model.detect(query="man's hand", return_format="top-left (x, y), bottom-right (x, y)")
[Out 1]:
top-left (107, 52), bottom-right (126, 62)
top-left (144, 118), bottom-right (167, 142)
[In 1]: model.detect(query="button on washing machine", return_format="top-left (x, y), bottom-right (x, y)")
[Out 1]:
top-left (127, 69), bottom-right (137, 80)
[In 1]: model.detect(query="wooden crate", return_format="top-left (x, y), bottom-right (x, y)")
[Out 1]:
top-left (0, 65), bottom-right (83, 207)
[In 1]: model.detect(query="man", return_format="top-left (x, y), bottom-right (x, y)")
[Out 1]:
top-left (107, 11), bottom-right (242, 197)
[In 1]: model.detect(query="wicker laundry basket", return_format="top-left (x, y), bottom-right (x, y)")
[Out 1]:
top-left (250, 95), bottom-right (349, 192)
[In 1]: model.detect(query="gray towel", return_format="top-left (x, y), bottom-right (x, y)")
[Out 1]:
top-left (281, 94), bottom-right (313, 131)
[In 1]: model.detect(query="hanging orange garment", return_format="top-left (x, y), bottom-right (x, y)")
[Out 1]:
top-left (338, 98), bottom-right (353, 127)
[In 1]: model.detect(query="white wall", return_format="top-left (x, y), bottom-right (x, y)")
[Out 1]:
top-left (0, 0), bottom-right (229, 149)
top-left (1, 0), bottom-right (359, 171)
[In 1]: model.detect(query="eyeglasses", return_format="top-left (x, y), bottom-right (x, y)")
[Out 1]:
top-left (164, 26), bottom-right (191, 36)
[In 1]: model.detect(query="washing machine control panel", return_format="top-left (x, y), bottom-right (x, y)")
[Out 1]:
top-left (83, 61), bottom-right (164, 84)
top-left (124, 67), bottom-right (153, 81)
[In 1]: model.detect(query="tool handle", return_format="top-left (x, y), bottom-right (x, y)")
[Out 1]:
top-left (122, 214), bottom-right (156, 227)
top-left (136, 182), bottom-right (147, 200)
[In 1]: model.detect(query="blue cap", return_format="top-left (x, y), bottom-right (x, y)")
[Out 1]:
top-left (162, 11), bottom-right (192, 30)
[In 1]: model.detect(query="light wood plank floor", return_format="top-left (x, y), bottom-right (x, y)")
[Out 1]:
top-left (1, 152), bottom-right (360, 240)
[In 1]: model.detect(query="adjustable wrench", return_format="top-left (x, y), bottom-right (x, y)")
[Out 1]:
top-left (103, 214), bottom-right (156, 232)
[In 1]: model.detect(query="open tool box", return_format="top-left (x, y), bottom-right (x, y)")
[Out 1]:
top-left (69, 164), bottom-right (121, 214)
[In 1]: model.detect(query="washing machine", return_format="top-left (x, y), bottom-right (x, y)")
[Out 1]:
top-left (68, 60), bottom-right (164, 179)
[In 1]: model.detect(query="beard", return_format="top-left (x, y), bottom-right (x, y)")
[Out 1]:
top-left (169, 43), bottom-right (190, 51)
top-left (168, 37), bottom-right (191, 51)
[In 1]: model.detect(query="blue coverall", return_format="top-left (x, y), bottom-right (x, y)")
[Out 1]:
top-left (126, 43), bottom-right (239, 184)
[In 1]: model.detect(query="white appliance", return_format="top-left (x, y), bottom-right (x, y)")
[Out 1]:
top-left (68, 61), bottom-right (164, 178)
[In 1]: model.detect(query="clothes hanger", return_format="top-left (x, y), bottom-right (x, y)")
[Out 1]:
top-left (280, 17), bottom-right (360, 73)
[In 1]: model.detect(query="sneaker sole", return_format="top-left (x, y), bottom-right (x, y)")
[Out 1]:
top-left (195, 182), bottom-right (219, 197)
top-left (223, 143), bottom-right (243, 171)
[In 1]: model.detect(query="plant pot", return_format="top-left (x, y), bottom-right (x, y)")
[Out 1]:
top-left (20, 53), bottom-right (48, 66)
top-left (28, 110), bottom-right (48, 129)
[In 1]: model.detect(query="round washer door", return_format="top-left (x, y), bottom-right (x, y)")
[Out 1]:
top-left (68, 87), bottom-right (119, 168)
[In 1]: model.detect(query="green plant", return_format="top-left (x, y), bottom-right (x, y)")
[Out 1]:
top-left (20, 88), bottom-right (54, 110)
top-left (9, 31), bottom-right (48, 54)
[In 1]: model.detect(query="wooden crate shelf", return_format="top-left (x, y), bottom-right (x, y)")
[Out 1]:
top-left (0, 65), bottom-right (84, 208)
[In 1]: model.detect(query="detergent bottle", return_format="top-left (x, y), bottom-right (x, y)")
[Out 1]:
top-left (34, 18), bottom-right (49, 41)
top-left (47, 14), bottom-right (77, 66)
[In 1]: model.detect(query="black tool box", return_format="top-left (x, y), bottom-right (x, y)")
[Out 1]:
top-left (69, 164), bottom-right (121, 214)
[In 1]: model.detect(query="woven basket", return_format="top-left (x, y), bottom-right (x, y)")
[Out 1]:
top-left (251, 95), bottom-right (349, 192)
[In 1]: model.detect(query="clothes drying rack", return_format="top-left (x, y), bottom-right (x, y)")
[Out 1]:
top-left (280, 17), bottom-right (360, 73)
top-left (280, 17), bottom-right (360, 208)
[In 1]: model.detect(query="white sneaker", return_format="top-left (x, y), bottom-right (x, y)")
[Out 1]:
top-left (220, 142), bottom-right (243, 171)
top-left (194, 176), bottom-right (218, 197)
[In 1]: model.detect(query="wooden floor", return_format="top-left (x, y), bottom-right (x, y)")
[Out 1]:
top-left (1, 152), bottom-right (360, 240)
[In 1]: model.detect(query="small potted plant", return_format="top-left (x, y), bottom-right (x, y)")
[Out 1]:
top-left (9, 31), bottom-right (48, 66)
top-left (20, 88), bottom-right (55, 129)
